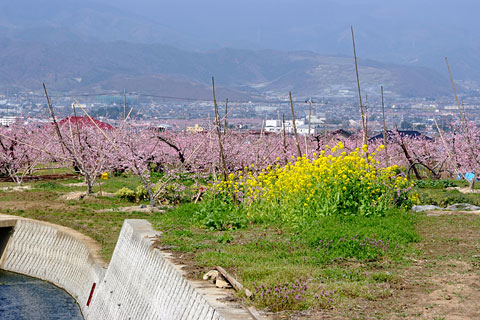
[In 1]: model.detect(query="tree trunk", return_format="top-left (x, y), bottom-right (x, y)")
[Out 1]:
top-left (85, 175), bottom-right (94, 194)
top-left (147, 186), bottom-right (156, 207)
top-left (139, 173), bottom-right (156, 207)
top-left (469, 173), bottom-right (476, 190)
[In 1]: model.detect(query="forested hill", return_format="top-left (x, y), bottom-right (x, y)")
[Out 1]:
top-left (0, 40), bottom-right (451, 99)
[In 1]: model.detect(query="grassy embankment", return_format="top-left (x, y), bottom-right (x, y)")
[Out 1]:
top-left (1, 173), bottom-right (479, 318)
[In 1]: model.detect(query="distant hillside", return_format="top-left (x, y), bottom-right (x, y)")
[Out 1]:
top-left (1, 0), bottom-right (479, 84)
top-left (0, 0), bottom-right (197, 48)
top-left (0, 40), bottom-right (453, 99)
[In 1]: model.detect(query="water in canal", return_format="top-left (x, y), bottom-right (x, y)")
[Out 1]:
top-left (0, 269), bottom-right (83, 320)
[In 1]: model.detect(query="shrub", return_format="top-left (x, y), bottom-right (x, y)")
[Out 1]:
top-left (154, 181), bottom-right (188, 205)
top-left (417, 189), bottom-right (480, 207)
top-left (216, 232), bottom-right (234, 244)
top-left (136, 185), bottom-right (148, 201)
top-left (415, 179), bottom-right (458, 189)
top-left (194, 194), bottom-right (246, 230)
top-left (36, 181), bottom-right (61, 189)
top-left (115, 187), bottom-right (136, 202)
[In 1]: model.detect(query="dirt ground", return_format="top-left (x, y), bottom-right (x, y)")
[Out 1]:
top-left (299, 211), bottom-right (480, 320)
top-left (160, 211), bottom-right (480, 320)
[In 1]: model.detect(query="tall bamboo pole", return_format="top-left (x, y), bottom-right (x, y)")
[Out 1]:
top-left (289, 91), bottom-right (302, 157)
top-left (381, 86), bottom-right (389, 166)
top-left (43, 83), bottom-right (72, 156)
top-left (445, 57), bottom-right (466, 125)
top-left (212, 77), bottom-right (228, 181)
top-left (282, 113), bottom-right (287, 162)
top-left (351, 26), bottom-right (368, 148)
top-left (71, 102), bottom-right (82, 148)
top-left (224, 98), bottom-right (228, 135)
top-left (123, 88), bottom-right (127, 120)
top-left (445, 58), bottom-right (479, 188)
top-left (308, 98), bottom-right (313, 135)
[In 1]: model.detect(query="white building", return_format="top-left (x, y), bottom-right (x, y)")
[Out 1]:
top-left (265, 119), bottom-right (281, 127)
top-left (0, 116), bottom-right (21, 126)
top-left (71, 103), bottom-right (87, 110)
top-left (309, 113), bottom-right (326, 125)
top-left (264, 119), bottom-right (317, 135)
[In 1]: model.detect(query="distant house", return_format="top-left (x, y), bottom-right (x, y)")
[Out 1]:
top-left (329, 129), bottom-right (352, 138)
top-left (58, 116), bottom-right (114, 130)
top-left (368, 130), bottom-right (432, 142)
top-left (0, 116), bottom-right (22, 126)
top-left (157, 124), bottom-right (172, 132)
top-left (315, 129), bottom-right (352, 139)
top-left (186, 124), bottom-right (204, 133)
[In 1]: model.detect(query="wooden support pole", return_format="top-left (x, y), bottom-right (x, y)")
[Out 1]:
top-left (308, 98), bottom-right (313, 135)
top-left (123, 88), bottom-right (127, 121)
top-left (381, 86), bottom-right (389, 166)
top-left (212, 77), bottom-right (228, 180)
top-left (289, 91), bottom-right (302, 157)
top-left (224, 97), bottom-right (228, 135)
top-left (445, 57), bottom-right (466, 125)
top-left (351, 26), bottom-right (368, 148)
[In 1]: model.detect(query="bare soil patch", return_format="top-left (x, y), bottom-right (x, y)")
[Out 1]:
top-left (0, 173), bottom-right (78, 182)
top-left (447, 186), bottom-right (480, 194)
top-left (426, 210), bottom-right (480, 216)
top-left (303, 212), bottom-right (480, 319)
top-left (97, 205), bottom-right (164, 214)
top-left (0, 191), bottom-right (66, 212)
top-left (0, 185), bottom-right (32, 192)
top-left (59, 191), bottom-right (114, 201)
top-left (62, 182), bottom-right (104, 187)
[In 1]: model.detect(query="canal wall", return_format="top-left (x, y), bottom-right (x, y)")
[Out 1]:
top-left (0, 216), bottom-right (251, 319)
top-left (0, 216), bottom-right (106, 317)
top-left (87, 219), bottom-right (225, 320)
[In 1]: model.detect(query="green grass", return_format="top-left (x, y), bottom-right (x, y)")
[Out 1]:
top-left (30, 166), bottom-right (74, 176)
top-left (416, 187), bottom-right (480, 207)
top-left (0, 172), bottom-right (423, 313)
top-left (10, 174), bottom-right (478, 315)
top-left (0, 173), bottom-right (208, 258)
top-left (153, 203), bottom-right (419, 311)
top-left (412, 178), bottom-right (480, 207)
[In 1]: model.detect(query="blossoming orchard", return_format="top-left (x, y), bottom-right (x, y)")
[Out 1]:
top-left (0, 113), bottom-right (478, 207)
top-left (2, 106), bottom-right (480, 316)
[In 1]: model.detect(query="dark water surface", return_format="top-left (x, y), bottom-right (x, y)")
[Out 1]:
top-left (0, 270), bottom-right (83, 320)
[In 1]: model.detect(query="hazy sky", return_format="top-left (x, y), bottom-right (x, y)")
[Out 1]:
top-left (94, 0), bottom-right (478, 36)
top-left (2, 0), bottom-right (479, 79)
top-left (90, 0), bottom-right (480, 57)
top-left (4, 0), bottom-right (479, 52)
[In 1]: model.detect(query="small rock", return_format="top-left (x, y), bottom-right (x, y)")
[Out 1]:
top-left (445, 203), bottom-right (480, 211)
top-left (59, 191), bottom-right (87, 201)
top-left (411, 205), bottom-right (441, 212)
top-left (139, 204), bottom-right (147, 209)
top-left (203, 270), bottom-right (219, 282)
top-left (215, 278), bottom-right (232, 289)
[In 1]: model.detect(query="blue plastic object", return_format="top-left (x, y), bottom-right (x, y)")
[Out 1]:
top-left (457, 172), bottom-right (476, 182)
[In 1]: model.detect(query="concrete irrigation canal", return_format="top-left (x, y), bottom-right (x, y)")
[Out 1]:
top-left (0, 215), bottom-right (255, 320)
top-left (0, 270), bottom-right (83, 319)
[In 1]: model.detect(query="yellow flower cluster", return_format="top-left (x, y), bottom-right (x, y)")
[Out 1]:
top-left (214, 142), bottom-right (414, 219)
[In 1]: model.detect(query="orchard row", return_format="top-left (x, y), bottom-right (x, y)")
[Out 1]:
top-left (0, 118), bottom-right (477, 206)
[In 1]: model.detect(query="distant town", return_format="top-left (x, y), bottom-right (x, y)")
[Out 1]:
top-left (1, 90), bottom-right (479, 137)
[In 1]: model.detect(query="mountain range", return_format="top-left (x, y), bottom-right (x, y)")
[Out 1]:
top-left (0, 0), bottom-right (476, 99)
top-left (0, 40), bottom-right (453, 99)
